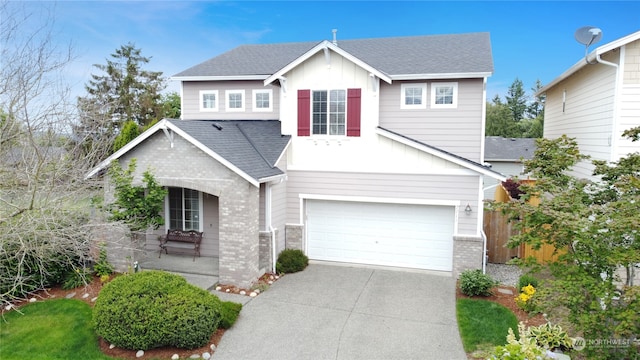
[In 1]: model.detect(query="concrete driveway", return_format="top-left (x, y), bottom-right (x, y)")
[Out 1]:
top-left (212, 264), bottom-right (467, 360)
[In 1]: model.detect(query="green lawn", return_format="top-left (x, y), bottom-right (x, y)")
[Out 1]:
top-left (456, 298), bottom-right (519, 353)
top-left (0, 299), bottom-right (113, 360)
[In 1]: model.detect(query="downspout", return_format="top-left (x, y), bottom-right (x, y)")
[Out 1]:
top-left (266, 183), bottom-right (277, 273)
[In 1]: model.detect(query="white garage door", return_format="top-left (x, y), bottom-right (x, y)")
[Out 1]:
top-left (306, 200), bottom-right (455, 271)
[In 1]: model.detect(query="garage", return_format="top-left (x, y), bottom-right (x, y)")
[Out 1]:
top-left (306, 200), bottom-right (455, 271)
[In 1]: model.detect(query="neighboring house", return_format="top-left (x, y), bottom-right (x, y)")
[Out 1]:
top-left (483, 136), bottom-right (536, 200)
top-left (88, 32), bottom-right (505, 287)
top-left (537, 30), bottom-right (640, 180)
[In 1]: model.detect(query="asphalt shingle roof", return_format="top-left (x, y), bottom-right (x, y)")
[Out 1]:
top-left (168, 120), bottom-right (290, 181)
top-left (484, 136), bottom-right (537, 161)
top-left (173, 32), bottom-right (493, 78)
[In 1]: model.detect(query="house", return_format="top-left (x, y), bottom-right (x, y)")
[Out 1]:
top-left (483, 136), bottom-right (536, 200)
top-left (88, 32), bottom-right (506, 288)
top-left (536, 30), bottom-right (640, 180)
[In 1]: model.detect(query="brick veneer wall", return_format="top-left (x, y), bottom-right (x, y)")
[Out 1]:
top-left (284, 224), bottom-right (303, 251)
top-left (116, 132), bottom-right (261, 288)
top-left (453, 235), bottom-right (484, 278)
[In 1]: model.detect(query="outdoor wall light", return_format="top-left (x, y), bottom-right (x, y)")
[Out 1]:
top-left (464, 203), bottom-right (472, 215)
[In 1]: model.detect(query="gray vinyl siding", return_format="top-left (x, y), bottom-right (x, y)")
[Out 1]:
top-left (271, 156), bottom-right (288, 254)
top-left (543, 51), bottom-right (619, 179)
top-left (379, 79), bottom-right (485, 162)
top-left (182, 80), bottom-right (280, 120)
top-left (285, 170), bottom-right (481, 236)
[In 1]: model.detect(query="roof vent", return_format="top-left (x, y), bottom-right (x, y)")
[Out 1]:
top-left (212, 123), bottom-right (223, 131)
top-left (332, 29), bottom-right (338, 46)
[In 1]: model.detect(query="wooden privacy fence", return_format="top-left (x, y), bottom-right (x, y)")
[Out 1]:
top-left (485, 180), bottom-right (564, 264)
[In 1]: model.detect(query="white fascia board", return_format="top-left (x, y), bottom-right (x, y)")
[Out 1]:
top-left (376, 128), bottom-right (506, 181)
top-left (170, 75), bottom-right (269, 82)
top-left (391, 72), bottom-right (492, 80)
top-left (264, 40), bottom-right (392, 86)
top-left (273, 137), bottom-right (292, 168)
top-left (85, 119), bottom-right (260, 187)
top-left (259, 173), bottom-right (287, 184)
top-left (537, 30), bottom-right (640, 96)
top-left (286, 165), bottom-right (478, 177)
top-left (299, 193), bottom-right (460, 207)
top-left (85, 119), bottom-right (169, 179)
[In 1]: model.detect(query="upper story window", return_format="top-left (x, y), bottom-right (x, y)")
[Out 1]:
top-left (252, 89), bottom-right (272, 112)
top-left (401, 83), bottom-right (427, 109)
top-left (431, 82), bottom-right (458, 108)
top-left (313, 89), bottom-right (346, 135)
top-left (199, 90), bottom-right (218, 112)
top-left (226, 90), bottom-right (245, 111)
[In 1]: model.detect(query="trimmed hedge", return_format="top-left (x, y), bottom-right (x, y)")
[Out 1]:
top-left (93, 271), bottom-right (222, 350)
top-left (276, 249), bottom-right (308, 274)
top-left (218, 301), bottom-right (242, 329)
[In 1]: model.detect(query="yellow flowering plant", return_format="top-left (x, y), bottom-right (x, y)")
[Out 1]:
top-left (515, 284), bottom-right (538, 313)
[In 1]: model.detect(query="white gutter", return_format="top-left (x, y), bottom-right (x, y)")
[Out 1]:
top-left (593, 50), bottom-right (621, 162)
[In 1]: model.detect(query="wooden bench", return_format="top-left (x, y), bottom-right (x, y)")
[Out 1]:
top-left (158, 229), bottom-right (203, 261)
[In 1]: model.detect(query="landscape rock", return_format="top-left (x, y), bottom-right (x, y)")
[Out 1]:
top-left (239, 290), bottom-right (246, 295)
top-left (202, 352), bottom-right (211, 359)
top-left (171, 354), bottom-right (179, 360)
top-left (29, 298), bottom-right (37, 303)
top-left (65, 292), bottom-right (76, 299)
top-left (82, 293), bottom-right (89, 299)
top-left (189, 354), bottom-right (200, 359)
top-left (4, 304), bottom-right (13, 311)
top-left (109, 344), bottom-right (115, 349)
top-left (215, 286), bottom-right (221, 291)
top-left (209, 344), bottom-right (216, 351)
top-left (249, 292), bottom-right (257, 297)
top-left (136, 349), bottom-right (144, 358)
top-left (91, 297), bottom-right (98, 302)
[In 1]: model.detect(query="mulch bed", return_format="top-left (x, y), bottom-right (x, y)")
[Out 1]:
top-left (3, 273), bottom-right (279, 360)
top-left (456, 284), bottom-right (547, 328)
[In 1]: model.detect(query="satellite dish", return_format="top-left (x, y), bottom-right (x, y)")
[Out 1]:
top-left (575, 26), bottom-right (602, 64)
top-left (574, 26), bottom-right (602, 46)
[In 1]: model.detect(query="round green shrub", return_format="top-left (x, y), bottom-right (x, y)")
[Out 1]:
top-left (93, 271), bottom-right (222, 350)
top-left (459, 269), bottom-right (497, 297)
top-left (517, 273), bottom-right (539, 291)
top-left (276, 249), bottom-right (308, 274)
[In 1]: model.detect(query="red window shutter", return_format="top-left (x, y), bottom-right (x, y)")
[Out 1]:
top-left (347, 88), bottom-right (361, 137)
top-left (297, 90), bottom-right (310, 136)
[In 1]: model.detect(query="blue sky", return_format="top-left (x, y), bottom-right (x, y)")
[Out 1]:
top-left (19, 1), bottom-right (640, 102)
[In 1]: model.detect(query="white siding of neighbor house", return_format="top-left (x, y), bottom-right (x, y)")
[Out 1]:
top-left (543, 50), bottom-right (619, 179)
top-left (285, 170), bottom-right (481, 237)
top-left (181, 80), bottom-right (280, 120)
top-left (378, 79), bottom-right (485, 163)
top-left (617, 39), bottom-right (640, 161)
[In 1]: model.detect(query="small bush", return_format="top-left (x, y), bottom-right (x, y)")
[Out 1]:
top-left (459, 269), bottom-right (497, 297)
top-left (517, 274), bottom-right (539, 291)
top-left (218, 301), bottom-right (242, 329)
top-left (93, 271), bottom-right (222, 350)
top-left (276, 249), bottom-right (308, 274)
top-left (93, 244), bottom-right (114, 277)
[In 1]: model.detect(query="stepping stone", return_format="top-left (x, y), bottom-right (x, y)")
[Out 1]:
top-left (497, 288), bottom-right (514, 295)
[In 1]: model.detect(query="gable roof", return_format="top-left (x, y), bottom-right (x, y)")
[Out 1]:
top-left (376, 127), bottom-right (506, 181)
top-left (537, 29), bottom-right (640, 95)
top-left (173, 32), bottom-right (493, 81)
top-left (86, 119), bottom-right (291, 187)
top-left (484, 136), bottom-right (537, 162)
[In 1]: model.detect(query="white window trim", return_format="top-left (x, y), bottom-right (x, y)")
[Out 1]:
top-left (311, 89), bottom-right (347, 137)
top-left (252, 89), bottom-right (273, 112)
top-left (431, 82), bottom-right (458, 109)
top-left (199, 90), bottom-right (219, 112)
top-left (165, 188), bottom-right (203, 232)
top-left (226, 89), bottom-right (245, 112)
top-left (400, 83), bottom-right (427, 109)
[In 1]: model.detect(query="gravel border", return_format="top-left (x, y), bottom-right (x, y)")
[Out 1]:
top-left (485, 263), bottom-right (522, 288)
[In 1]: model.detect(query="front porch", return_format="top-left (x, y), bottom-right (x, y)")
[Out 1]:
top-left (138, 252), bottom-right (219, 290)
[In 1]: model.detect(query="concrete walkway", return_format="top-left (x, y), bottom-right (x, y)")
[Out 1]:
top-left (212, 264), bottom-right (467, 360)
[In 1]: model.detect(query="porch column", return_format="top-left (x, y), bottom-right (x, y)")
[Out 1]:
top-left (218, 184), bottom-right (260, 288)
